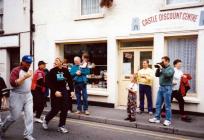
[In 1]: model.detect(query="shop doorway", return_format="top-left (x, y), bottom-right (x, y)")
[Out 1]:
top-left (8, 48), bottom-right (20, 71)
top-left (118, 48), bottom-right (153, 106)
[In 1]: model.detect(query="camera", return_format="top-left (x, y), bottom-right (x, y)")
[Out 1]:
top-left (154, 62), bottom-right (164, 69)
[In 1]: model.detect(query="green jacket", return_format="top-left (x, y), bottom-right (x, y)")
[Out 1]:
top-left (155, 65), bottom-right (175, 86)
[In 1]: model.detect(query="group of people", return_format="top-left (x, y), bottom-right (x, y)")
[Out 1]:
top-left (0, 54), bottom-right (193, 139)
top-left (125, 56), bottom-right (192, 126)
top-left (0, 53), bottom-right (91, 140)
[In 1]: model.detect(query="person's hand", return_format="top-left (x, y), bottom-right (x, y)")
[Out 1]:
top-left (157, 64), bottom-right (163, 69)
top-left (76, 70), bottom-right (81, 76)
top-left (141, 75), bottom-right (146, 79)
top-left (24, 70), bottom-right (33, 79)
top-left (55, 91), bottom-right (62, 97)
top-left (71, 92), bottom-right (75, 98)
top-left (182, 75), bottom-right (187, 78)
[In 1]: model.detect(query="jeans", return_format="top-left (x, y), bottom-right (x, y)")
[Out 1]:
top-left (74, 83), bottom-right (88, 111)
top-left (139, 84), bottom-right (153, 112)
top-left (162, 90), bottom-right (185, 116)
top-left (155, 85), bottom-right (172, 121)
top-left (2, 92), bottom-right (33, 137)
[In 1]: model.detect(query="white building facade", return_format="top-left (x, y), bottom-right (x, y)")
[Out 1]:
top-left (33, 0), bottom-right (204, 113)
top-left (0, 0), bottom-right (32, 86)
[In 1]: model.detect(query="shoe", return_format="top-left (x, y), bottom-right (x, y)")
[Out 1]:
top-left (42, 117), bottom-right (48, 130)
top-left (24, 135), bottom-right (36, 140)
top-left (34, 118), bottom-right (43, 123)
top-left (124, 117), bottom-right (130, 121)
top-left (161, 112), bottom-right (166, 118)
top-left (137, 110), bottom-right (144, 114)
top-left (0, 126), bottom-right (5, 138)
top-left (149, 118), bottom-right (160, 123)
top-left (84, 111), bottom-right (90, 115)
top-left (149, 112), bottom-right (153, 115)
top-left (75, 111), bottom-right (81, 114)
top-left (0, 119), bottom-right (3, 126)
top-left (129, 118), bottom-right (136, 122)
top-left (58, 126), bottom-right (69, 133)
top-left (181, 115), bottom-right (192, 122)
top-left (163, 120), bottom-right (171, 126)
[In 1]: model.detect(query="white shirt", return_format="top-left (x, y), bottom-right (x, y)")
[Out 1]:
top-left (128, 83), bottom-right (138, 92)
top-left (173, 68), bottom-right (183, 91)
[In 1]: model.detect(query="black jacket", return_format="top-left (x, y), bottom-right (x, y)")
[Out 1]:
top-left (47, 67), bottom-right (74, 96)
top-left (0, 77), bottom-right (7, 96)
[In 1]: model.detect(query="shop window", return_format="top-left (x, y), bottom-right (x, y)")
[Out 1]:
top-left (165, 0), bottom-right (201, 5)
top-left (81, 0), bottom-right (101, 15)
top-left (167, 36), bottom-right (197, 93)
top-left (64, 43), bottom-right (107, 89)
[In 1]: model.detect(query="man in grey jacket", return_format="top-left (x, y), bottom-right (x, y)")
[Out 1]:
top-left (0, 55), bottom-right (35, 140)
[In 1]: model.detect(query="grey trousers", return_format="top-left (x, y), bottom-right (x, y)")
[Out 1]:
top-left (2, 92), bottom-right (34, 137)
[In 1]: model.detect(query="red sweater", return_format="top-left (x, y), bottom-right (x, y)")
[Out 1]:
top-left (179, 74), bottom-right (192, 97)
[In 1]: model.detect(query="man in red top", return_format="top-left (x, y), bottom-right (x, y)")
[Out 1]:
top-left (31, 61), bottom-right (47, 123)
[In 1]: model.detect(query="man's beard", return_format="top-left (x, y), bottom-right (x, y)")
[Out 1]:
top-left (22, 67), bottom-right (29, 72)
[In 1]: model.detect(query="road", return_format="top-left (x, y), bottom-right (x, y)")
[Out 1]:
top-left (1, 116), bottom-right (203, 140)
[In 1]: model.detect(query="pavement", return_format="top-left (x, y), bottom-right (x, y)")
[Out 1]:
top-left (43, 104), bottom-right (204, 138)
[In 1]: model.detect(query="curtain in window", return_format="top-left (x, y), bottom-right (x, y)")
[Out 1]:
top-left (167, 37), bottom-right (197, 93)
top-left (81, 0), bottom-right (100, 15)
top-left (166, 0), bottom-right (200, 5)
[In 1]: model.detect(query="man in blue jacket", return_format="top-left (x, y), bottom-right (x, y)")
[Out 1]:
top-left (70, 56), bottom-right (90, 115)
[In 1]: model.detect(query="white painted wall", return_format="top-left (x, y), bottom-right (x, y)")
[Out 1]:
top-left (33, 0), bottom-right (204, 112)
top-left (3, 0), bottom-right (30, 34)
top-left (0, 0), bottom-right (31, 87)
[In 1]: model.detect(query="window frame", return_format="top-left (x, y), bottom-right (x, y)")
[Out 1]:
top-left (161, 0), bottom-right (204, 11)
top-left (0, 11), bottom-right (3, 30)
top-left (75, 0), bottom-right (104, 21)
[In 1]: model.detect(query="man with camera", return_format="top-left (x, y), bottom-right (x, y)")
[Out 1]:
top-left (149, 56), bottom-right (174, 126)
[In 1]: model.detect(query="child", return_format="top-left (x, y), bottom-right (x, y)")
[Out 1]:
top-left (125, 74), bottom-right (138, 122)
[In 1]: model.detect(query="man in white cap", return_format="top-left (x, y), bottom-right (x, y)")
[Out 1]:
top-left (0, 55), bottom-right (35, 140)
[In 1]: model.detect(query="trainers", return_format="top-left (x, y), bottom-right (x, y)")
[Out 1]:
top-left (24, 135), bottom-right (36, 140)
top-left (84, 111), bottom-right (90, 115)
top-left (75, 110), bottom-right (81, 114)
top-left (149, 118), bottom-right (160, 123)
top-left (42, 117), bottom-right (48, 130)
top-left (34, 118), bottom-right (43, 123)
top-left (163, 120), bottom-right (171, 126)
top-left (149, 112), bottom-right (153, 115)
top-left (58, 126), bottom-right (69, 133)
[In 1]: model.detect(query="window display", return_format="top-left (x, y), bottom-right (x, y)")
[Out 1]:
top-left (64, 43), bottom-right (107, 89)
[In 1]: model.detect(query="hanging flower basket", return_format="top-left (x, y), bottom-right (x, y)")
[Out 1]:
top-left (100, 0), bottom-right (113, 8)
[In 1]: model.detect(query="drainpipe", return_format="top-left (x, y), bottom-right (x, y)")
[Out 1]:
top-left (29, 0), bottom-right (34, 70)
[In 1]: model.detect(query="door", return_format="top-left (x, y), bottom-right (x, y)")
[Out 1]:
top-left (118, 48), bottom-right (153, 106)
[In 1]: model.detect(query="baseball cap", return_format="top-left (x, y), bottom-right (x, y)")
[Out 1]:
top-left (22, 55), bottom-right (33, 64)
top-left (38, 61), bottom-right (47, 66)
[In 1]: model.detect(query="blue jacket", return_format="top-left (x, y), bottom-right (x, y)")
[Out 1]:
top-left (70, 65), bottom-right (90, 84)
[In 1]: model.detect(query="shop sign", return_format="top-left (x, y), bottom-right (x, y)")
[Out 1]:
top-left (131, 10), bottom-right (204, 33)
